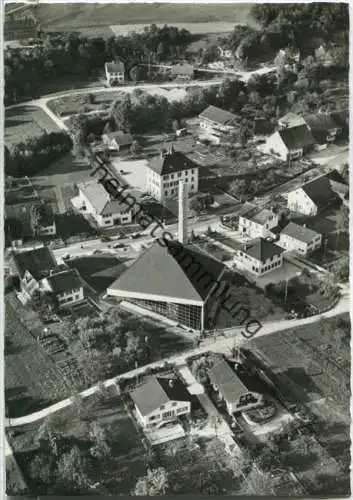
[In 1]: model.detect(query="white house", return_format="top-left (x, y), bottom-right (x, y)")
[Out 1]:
top-left (259, 124), bottom-right (315, 161)
top-left (170, 63), bottom-right (194, 80)
top-left (146, 146), bottom-right (199, 201)
top-left (279, 222), bottom-right (322, 256)
top-left (102, 131), bottom-right (133, 152)
top-left (235, 238), bottom-right (284, 277)
top-left (208, 359), bottom-right (263, 415)
top-left (105, 60), bottom-right (125, 86)
top-left (287, 171), bottom-right (346, 216)
top-left (131, 376), bottom-right (191, 429)
top-left (76, 179), bottom-right (133, 227)
top-left (32, 203), bottom-right (56, 237)
top-left (199, 105), bottom-right (238, 138)
top-left (218, 47), bottom-right (233, 59)
top-left (238, 208), bottom-right (279, 239)
top-left (41, 268), bottom-right (84, 308)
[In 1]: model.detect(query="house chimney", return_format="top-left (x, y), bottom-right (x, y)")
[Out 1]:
top-left (168, 144), bottom-right (175, 155)
top-left (169, 379), bottom-right (174, 388)
top-left (303, 223), bottom-right (306, 228)
top-left (178, 180), bottom-right (188, 245)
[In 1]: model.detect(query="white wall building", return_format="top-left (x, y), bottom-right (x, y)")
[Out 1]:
top-left (199, 105), bottom-right (238, 137)
top-left (279, 222), bottom-right (322, 256)
top-left (41, 268), bottom-right (84, 308)
top-left (146, 146), bottom-right (199, 202)
top-left (131, 376), bottom-right (191, 430)
top-left (76, 179), bottom-right (132, 227)
top-left (238, 208), bottom-right (279, 239)
top-left (105, 60), bottom-right (125, 86)
top-left (259, 124), bottom-right (315, 162)
top-left (235, 238), bottom-right (284, 277)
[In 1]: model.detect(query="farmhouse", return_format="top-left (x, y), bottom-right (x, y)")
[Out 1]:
top-left (287, 171), bottom-right (346, 216)
top-left (105, 60), bottom-right (125, 86)
top-left (238, 207), bottom-right (279, 239)
top-left (76, 179), bottom-right (133, 227)
top-left (305, 112), bottom-right (342, 144)
top-left (131, 375), bottom-right (192, 429)
top-left (208, 359), bottom-right (263, 415)
top-left (279, 222), bottom-right (322, 256)
top-left (277, 112), bottom-right (306, 130)
top-left (10, 246), bottom-right (57, 299)
top-left (107, 239), bottom-right (226, 331)
top-left (260, 124), bottom-right (315, 161)
top-left (218, 47), bottom-right (233, 59)
top-left (146, 145), bottom-right (199, 201)
top-left (41, 268), bottom-right (84, 308)
top-left (102, 131), bottom-right (133, 152)
top-left (235, 238), bottom-right (284, 277)
top-left (199, 105), bottom-right (238, 137)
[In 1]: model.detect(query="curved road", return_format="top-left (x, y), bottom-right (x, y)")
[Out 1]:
top-left (5, 285), bottom-right (349, 428)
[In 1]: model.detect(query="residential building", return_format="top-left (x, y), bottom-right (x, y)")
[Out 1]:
top-left (102, 131), bottom-right (133, 152)
top-left (238, 208), bottom-right (279, 239)
top-left (76, 179), bottom-right (133, 227)
top-left (146, 146), bottom-right (199, 201)
top-left (218, 47), bottom-right (233, 59)
top-left (131, 376), bottom-right (192, 429)
top-left (10, 247), bottom-right (57, 299)
top-left (287, 171), bottom-right (346, 216)
top-left (208, 359), bottom-right (263, 415)
top-left (171, 63), bottom-right (194, 80)
top-left (4, 16), bottom-right (38, 41)
top-left (305, 112), bottom-right (342, 144)
top-left (30, 203), bottom-right (56, 237)
top-left (259, 125), bottom-right (315, 161)
top-left (278, 112), bottom-right (307, 130)
top-left (107, 239), bottom-right (226, 331)
top-left (41, 268), bottom-right (84, 308)
top-left (199, 105), bottom-right (238, 137)
top-left (235, 238), bottom-right (284, 277)
top-left (331, 109), bottom-right (349, 137)
top-left (105, 60), bottom-right (125, 86)
top-left (279, 222), bottom-right (322, 256)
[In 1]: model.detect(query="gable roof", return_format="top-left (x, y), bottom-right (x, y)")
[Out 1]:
top-left (208, 359), bottom-right (249, 404)
top-left (171, 63), bottom-right (194, 76)
top-left (104, 131), bottom-right (133, 146)
top-left (331, 109), bottom-right (349, 128)
top-left (105, 60), bottom-right (125, 73)
top-left (131, 375), bottom-right (191, 416)
top-left (281, 222), bottom-right (321, 244)
top-left (108, 240), bottom-right (226, 303)
top-left (148, 148), bottom-right (198, 176)
top-left (244, 208), bottom-right (276, 225)
top-left (46, 269), bottom-right (82, 295)
top-left (278, 112), bottom-right (306, 128)
top-left (300, 171), bottom-right (345, 208)
top-left (278, 125), bottom-right (315, 150)
top-left (12, 247), bottom-right (57, 280)
top-left (78, 179), bottom-right (132, 216)
top-left (305, 113), bottom-right (339, 132)
top-left (199, 105), bottom-right (238, 127)
top-left (242, 238), bottom-right (284, 262)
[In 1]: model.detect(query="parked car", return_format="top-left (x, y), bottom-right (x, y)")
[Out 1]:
top-left (100, 236), bottom-right (111, 242)
top-left (176, 128), bottom-right (188, 137)
top-left (113, 243), bottom-right (126, 249)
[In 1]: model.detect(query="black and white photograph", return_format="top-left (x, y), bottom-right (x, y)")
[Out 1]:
top-left (3, 1), bottom-right (350, 496)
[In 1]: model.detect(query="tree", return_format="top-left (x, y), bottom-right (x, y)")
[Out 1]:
top-left (241, 465), bottom-right (275, 495)
top-left (111, 94), bottom-right (133, 132)
top-left (57, 446), bottom-right (90, 490)
top-left (29, 454), bottom-right (54, 485)
top-left (89, 422), bottom-right (110, 459)
top-left (130, 140), bottom-right (140, 155)
top-left (69, 114), bottom-right (88, 155)
top-left (133, 467), bottom-right (169, 495)
top-left (331, 256), bottom-right (349, 282)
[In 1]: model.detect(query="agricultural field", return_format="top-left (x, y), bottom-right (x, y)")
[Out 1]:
top-left (5, 105), bottom-right (61, 149)
top-left (5, 295), bottom-right (63, 418)
top-left (46, 91), bottom-right (125, 117)
top-left (33, 3), bottom-right (256, 30)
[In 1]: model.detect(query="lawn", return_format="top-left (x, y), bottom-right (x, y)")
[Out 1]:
top-left (47, 91), bottom-right (125, 117)
top-left (5, 295), bottom-right (63, 418)
top-left (5, 105), bottom-right (61, 149)
top-left (55, 213), bottom-right (98, 241)
top-left (6, 386), bottom-right (147, 495)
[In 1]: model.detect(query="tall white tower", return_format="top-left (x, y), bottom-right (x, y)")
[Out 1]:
top-left (178, 180), bottom-right (188, 244)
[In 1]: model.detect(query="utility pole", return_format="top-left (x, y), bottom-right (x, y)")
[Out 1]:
top-left (284, 277), bottom-right (289, 303)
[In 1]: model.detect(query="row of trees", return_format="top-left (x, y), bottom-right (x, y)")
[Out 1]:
top-left (5, 132), bottom-right (72, 177)
top-left (5, 25), bottom-right (193, 104)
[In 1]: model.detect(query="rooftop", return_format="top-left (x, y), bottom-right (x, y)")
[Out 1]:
top-left (171, 63), bottom-right (194, 76)
top-left (278, 124), bottom-right (315, 150)
top-left (46, 269), bottom-right (82, 295)
top-left (131, 375), bottom-right (191, 416)
top-left (305, 112), bottom-right (339, 132)
top-left (105, 60), bottom-right (125, 73)
top-left (242, 238), bottom-right (284, 263)
top-left (208, 359), bottom-right (249, 404)
top-left (199, 105), bottom-right (239, 127)
top-left (245, 208), bottom-right (276, 225)
top-left (148, 146), bottom-right (199, 176)
top-left (300, 171), bottom-right (346, 208)
top-left (108, 239), bottom-right (226, 303)
top-left (104, 131), bottom-right (133, 146)
top-left (281, 222), bottom-right (321, 244)
top-left (78, 179), bottom-right (132, 216)
top-left (12, 247), bottom-right (57, 281)
top-left (279, 112), bottom-right (306, 128)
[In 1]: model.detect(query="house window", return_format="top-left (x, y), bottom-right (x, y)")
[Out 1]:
top-left (75, 294), bottom-right (80, 299)
top-left (164, 191), bottom-right (168, 196)
top-left (178, 172), bottom-right (182, 177)
top-left (171, 189), bottom-right (174, 195)
top-left (177, 406), bottom-right (189, 414)
top-left (172, 402), bottom-right (177, 407)
top-left (149, 415), bottom-right (159, 421)
top-left (160, 405), bottom-right (165, 410)
top-left (191, 184), bottom-right (194, 190)
top-left (162, 410), bottom-right (174, 419)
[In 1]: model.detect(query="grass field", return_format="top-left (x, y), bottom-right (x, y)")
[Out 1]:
top-left (5, 106), bottom-right (61, 149)
top-left (5, 295), bottom-right (63, 418)
top-left (33, 3), bottom-right (256, 30)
